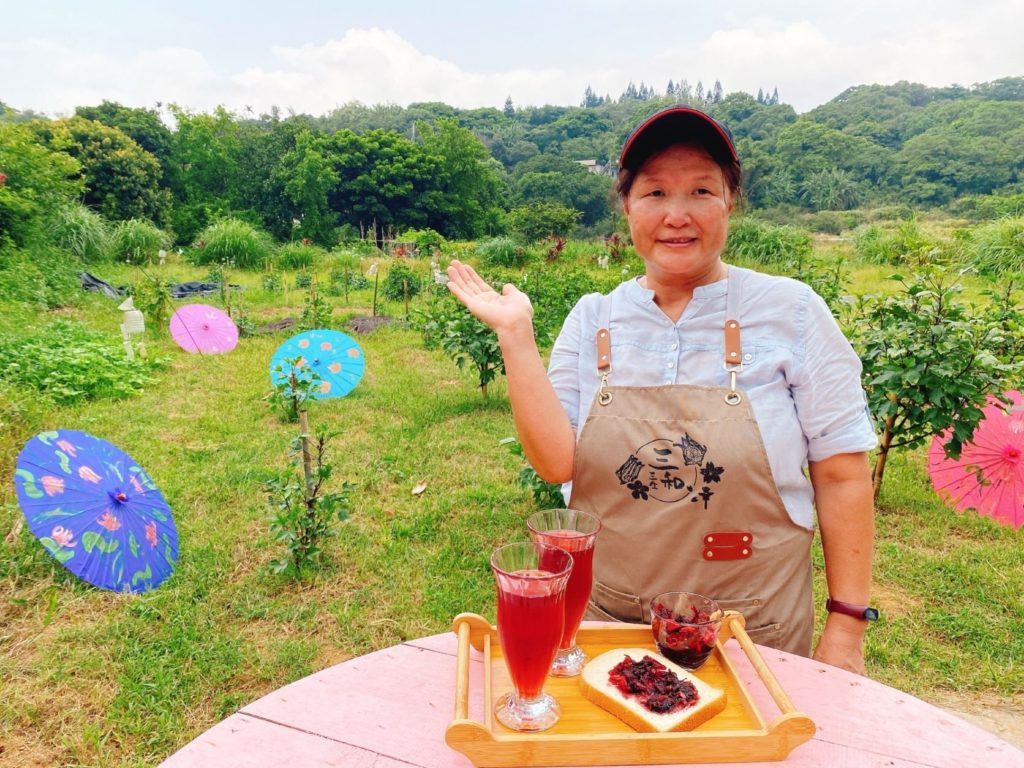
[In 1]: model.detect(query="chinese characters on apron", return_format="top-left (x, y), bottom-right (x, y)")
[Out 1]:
top-left (570, 269), bottom-right (815, 654)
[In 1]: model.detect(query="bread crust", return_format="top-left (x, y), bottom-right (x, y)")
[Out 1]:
top-left (579, 648), bottom-right (727, 733)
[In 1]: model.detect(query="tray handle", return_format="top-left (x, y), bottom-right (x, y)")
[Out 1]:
top-left (447, 614), bottom-right (492, 752)
top-left (720, 611), bottom-right (816, 741)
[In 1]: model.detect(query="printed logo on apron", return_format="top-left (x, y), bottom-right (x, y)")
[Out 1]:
top-left (614, 434), bottom-right (725, 508)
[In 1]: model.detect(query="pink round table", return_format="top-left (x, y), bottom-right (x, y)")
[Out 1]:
top-left (159, 627), bottom-right (1022, 767)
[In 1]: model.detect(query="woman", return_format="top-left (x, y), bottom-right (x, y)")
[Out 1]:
top-left (447, 105), bottom-right (878, 674)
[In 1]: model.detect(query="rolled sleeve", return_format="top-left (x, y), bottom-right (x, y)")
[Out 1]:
top-left (793, 292), bottom-right (878, 462)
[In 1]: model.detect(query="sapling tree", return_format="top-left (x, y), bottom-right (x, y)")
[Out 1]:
top-left (413, 293), bottom-right (504, 399)
top-left (844, 267), bottom-right (1023, 500)
top-left (265, 364), bottom-right (351, 576)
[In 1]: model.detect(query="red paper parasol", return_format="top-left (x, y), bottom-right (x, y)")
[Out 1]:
top-left (927, 390), bottom-right (1024, 529)
top-left (170, 303), bottom-right (238, 355)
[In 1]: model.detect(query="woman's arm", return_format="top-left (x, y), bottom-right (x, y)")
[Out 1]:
top-left (808, 450), bottom-right (875, 675)
top-left (446, 260), bottom-right (576, 481)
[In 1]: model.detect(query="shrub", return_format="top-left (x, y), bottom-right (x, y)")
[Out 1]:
top-left (45, 203), bottom-right (111, 263)
top-left (852, 219), bottom-right (949, 266)
top-left (844, 267), bottom-right (1022, 499)
top-left (294, 272), bottom-right (313, 289)
top-left (398, 228), bottom-right (446, 253)
top-left (724, 217), bottom-right (813, 265)
top-left (276, 242), bottom-right (325, 270)
top-left (477, 237), bottom-right (525, 268)
top-left (262, 272), bottom-right (283, 292)
top-left (131, 277), bottom-right (174, 333)
top-left (949, 193), bottom-right (1024, 222)
top-left (381, 262), bottom-right (422, 301)
top-left (969, 216), bottom-right (1024, 276)
top-left (110, 218), bottom-right (170, 265)
top-left (0, 320), bottom-right (165, 404)
top-left (192, 218), bottom-right (272, 268)
top-left (507, 202), bottom-right (581, 243)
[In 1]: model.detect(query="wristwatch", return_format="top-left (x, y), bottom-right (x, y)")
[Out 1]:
top-left (826, 598), bottom-right (879, 622)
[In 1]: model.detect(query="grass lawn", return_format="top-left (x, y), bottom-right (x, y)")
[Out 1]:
top-left (1, 251), bottom-right (1022, 766)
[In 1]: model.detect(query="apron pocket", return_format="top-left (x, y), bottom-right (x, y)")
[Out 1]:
top-left (590, 581), bottom-right (645, 623)
top-left (716, 597), bottom-right (784, 645)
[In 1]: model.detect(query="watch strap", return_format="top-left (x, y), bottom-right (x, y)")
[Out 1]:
top-left (826, 597), bottom-right (879, 621)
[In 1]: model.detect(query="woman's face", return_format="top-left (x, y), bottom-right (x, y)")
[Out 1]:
top-left (623, 144), bottom-right (733, 287)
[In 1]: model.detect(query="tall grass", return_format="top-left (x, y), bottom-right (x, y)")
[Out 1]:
top-left (969, 216), bottom-right (1024, 276)
top-left (275, 241), bottom-right (325, 270)
top-left (724, 217), bottom-right (813, 264)
top-left (192, 218), bottom-right (272, 268)
top-left (45, 203), bottom-right (112, 263)
top-left (111, 218), bottom-right (171, 265)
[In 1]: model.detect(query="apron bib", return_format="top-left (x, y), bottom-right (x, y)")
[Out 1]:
top-left (569, 270), bottom-right (814, 655)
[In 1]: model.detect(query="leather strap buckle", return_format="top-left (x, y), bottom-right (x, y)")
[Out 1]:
top-left (702, 531), bottom-right (753, 560)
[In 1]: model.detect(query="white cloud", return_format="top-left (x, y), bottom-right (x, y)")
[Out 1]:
top-left (3, 12), bottom-right (1022, 119)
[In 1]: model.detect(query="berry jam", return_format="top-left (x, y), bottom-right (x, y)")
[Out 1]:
top-left (651, 602), bottom-right (719, 670)
top-left (607, 655), bottom-right (699, 714)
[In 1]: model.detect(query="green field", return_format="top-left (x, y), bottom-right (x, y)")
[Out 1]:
top-left (1, 241), bottom-right (1022, 767)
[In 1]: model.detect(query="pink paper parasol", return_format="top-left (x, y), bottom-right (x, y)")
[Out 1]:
top-left (169, 304), bottom-right (238, 355)
top-left (927, 390), bottom-right (1024, 529)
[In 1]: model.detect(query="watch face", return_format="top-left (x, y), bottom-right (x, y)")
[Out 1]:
top-left (864, 607), bottom-right (880, 621)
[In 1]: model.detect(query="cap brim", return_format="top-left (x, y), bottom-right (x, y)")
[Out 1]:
top-left (620, 107), bottom-right (737, 171)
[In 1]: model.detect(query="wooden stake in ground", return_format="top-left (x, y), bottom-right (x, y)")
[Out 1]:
top-left (298, 409), bottom-right (315, 503)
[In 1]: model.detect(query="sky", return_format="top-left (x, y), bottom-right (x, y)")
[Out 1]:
top-left (2, 0), bottom-right (1023, 119)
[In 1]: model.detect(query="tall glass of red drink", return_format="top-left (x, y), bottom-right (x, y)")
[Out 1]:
top-left (527, 508), bottom-right (601, 677)
top-left (491, 541), bottom-right (573, 732)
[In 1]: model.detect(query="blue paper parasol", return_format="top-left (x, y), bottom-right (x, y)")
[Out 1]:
top-left (13, 429), bottom-right (178, 593)
top-left (269, 329), bottom-right (365, 399)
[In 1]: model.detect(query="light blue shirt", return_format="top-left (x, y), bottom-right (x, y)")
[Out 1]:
top-left (547, 266), bottom-right (878, 529)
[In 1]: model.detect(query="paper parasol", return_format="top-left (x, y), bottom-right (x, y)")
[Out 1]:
top-left (927, 390), bottom-right (1024, 529)
top-left (269, 329), bottom-right (365, 399)
top-left (170, 303), bottom-right (238, 354)
top-left (14, 429), bottom-right (179, 592)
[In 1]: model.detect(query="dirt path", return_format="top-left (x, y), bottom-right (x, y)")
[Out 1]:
top-left (928, 692), bottom-right (1024, 750)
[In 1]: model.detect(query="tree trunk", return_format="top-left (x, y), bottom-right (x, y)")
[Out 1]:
top-left (872, 414), bottom-right (896, 502)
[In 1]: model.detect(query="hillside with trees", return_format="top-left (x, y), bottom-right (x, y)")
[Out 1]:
top-left (2, 76), bottom-right (1022, 249)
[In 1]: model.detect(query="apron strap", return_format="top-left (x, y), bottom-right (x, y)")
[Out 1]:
top-left (595, 270), bottom-right (745, 404)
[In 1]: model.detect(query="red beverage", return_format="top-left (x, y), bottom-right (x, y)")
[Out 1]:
top-left (496, 571), bottom-right (566, 700)
top-left (534, 530), bottom-right (595, 649)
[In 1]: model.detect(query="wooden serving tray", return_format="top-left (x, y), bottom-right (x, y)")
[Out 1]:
top-left (445, 611), bottom-right (815, 766)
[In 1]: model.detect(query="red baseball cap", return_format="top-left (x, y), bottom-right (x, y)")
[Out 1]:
top-left (619, 105), bottom-right (738, 172)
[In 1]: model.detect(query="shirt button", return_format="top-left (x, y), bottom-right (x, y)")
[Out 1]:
top-left (671, 343), bottom-right (678, 350)
top-left (667, 361), bottom-right (675, 368)
top-left (743, 353), bottom-right (752, 361)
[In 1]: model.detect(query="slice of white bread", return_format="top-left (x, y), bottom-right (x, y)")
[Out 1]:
top-left (579, 648), bottom-right (727, 733)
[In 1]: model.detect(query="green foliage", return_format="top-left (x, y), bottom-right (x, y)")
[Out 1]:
top-left (477, 236), bottom-right (525, 268)
top-left (131, 276), bottom-right (174, 332)
top-left (265, 422), bottom-right (352, 577)
top-left (45, 202), bottom-right (112, 262)
top-left (111, 218), bottom-right (170, 265)
top-left (268, 357), bottom-right (323, 423)
top-left (276, 241), bottom-right (323, 270)
top-left (507, 202), bottom-right (582, 242)
top-left (48, 116), bottom-right (171, 224)
top-left (0, 320), bottom-right (165, 404)
top-left (844, 267), bottom-right (1023, 497)
top-left (299, 284), bottom-right (333, 331)
top-left (277, 130), bottom-right (339, 245)
top-left (968, 216), bottom-right (1024, 276)
top-left (381, 262), bottom-right (422, 301)
top-left (398, 227), bottom-right (446, 252)
top-left (0, 122), bottom-right (82, 248)
top-left (261, 272), bottom-right (283, 292)
top-left (510, 265), bottom-right (615, 344)
top-left (724, 217), bottom-right (813, 265)
top-left (412, 292), bottom-right (504, 397)
top-left (852, 219), bottom-right (948, 266)
top-left (192, 218), bottom-right (272, 268)
top-left (294, 271), bottom-right (313, 289)
top-left (499, 436), bottom-right (565, 509)
top-left (783, 252), bottom-right (848, 318)
top-left (949, 193), bottom-right (1024, 222)
top-left (0, 244), bottom-right (80, 309)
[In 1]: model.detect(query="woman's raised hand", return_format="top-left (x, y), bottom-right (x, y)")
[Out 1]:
top-left (446, 259), bottom-right (534, 335)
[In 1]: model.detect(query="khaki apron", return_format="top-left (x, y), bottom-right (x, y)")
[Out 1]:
top-left (570, 270), bottom-right (814, 655)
